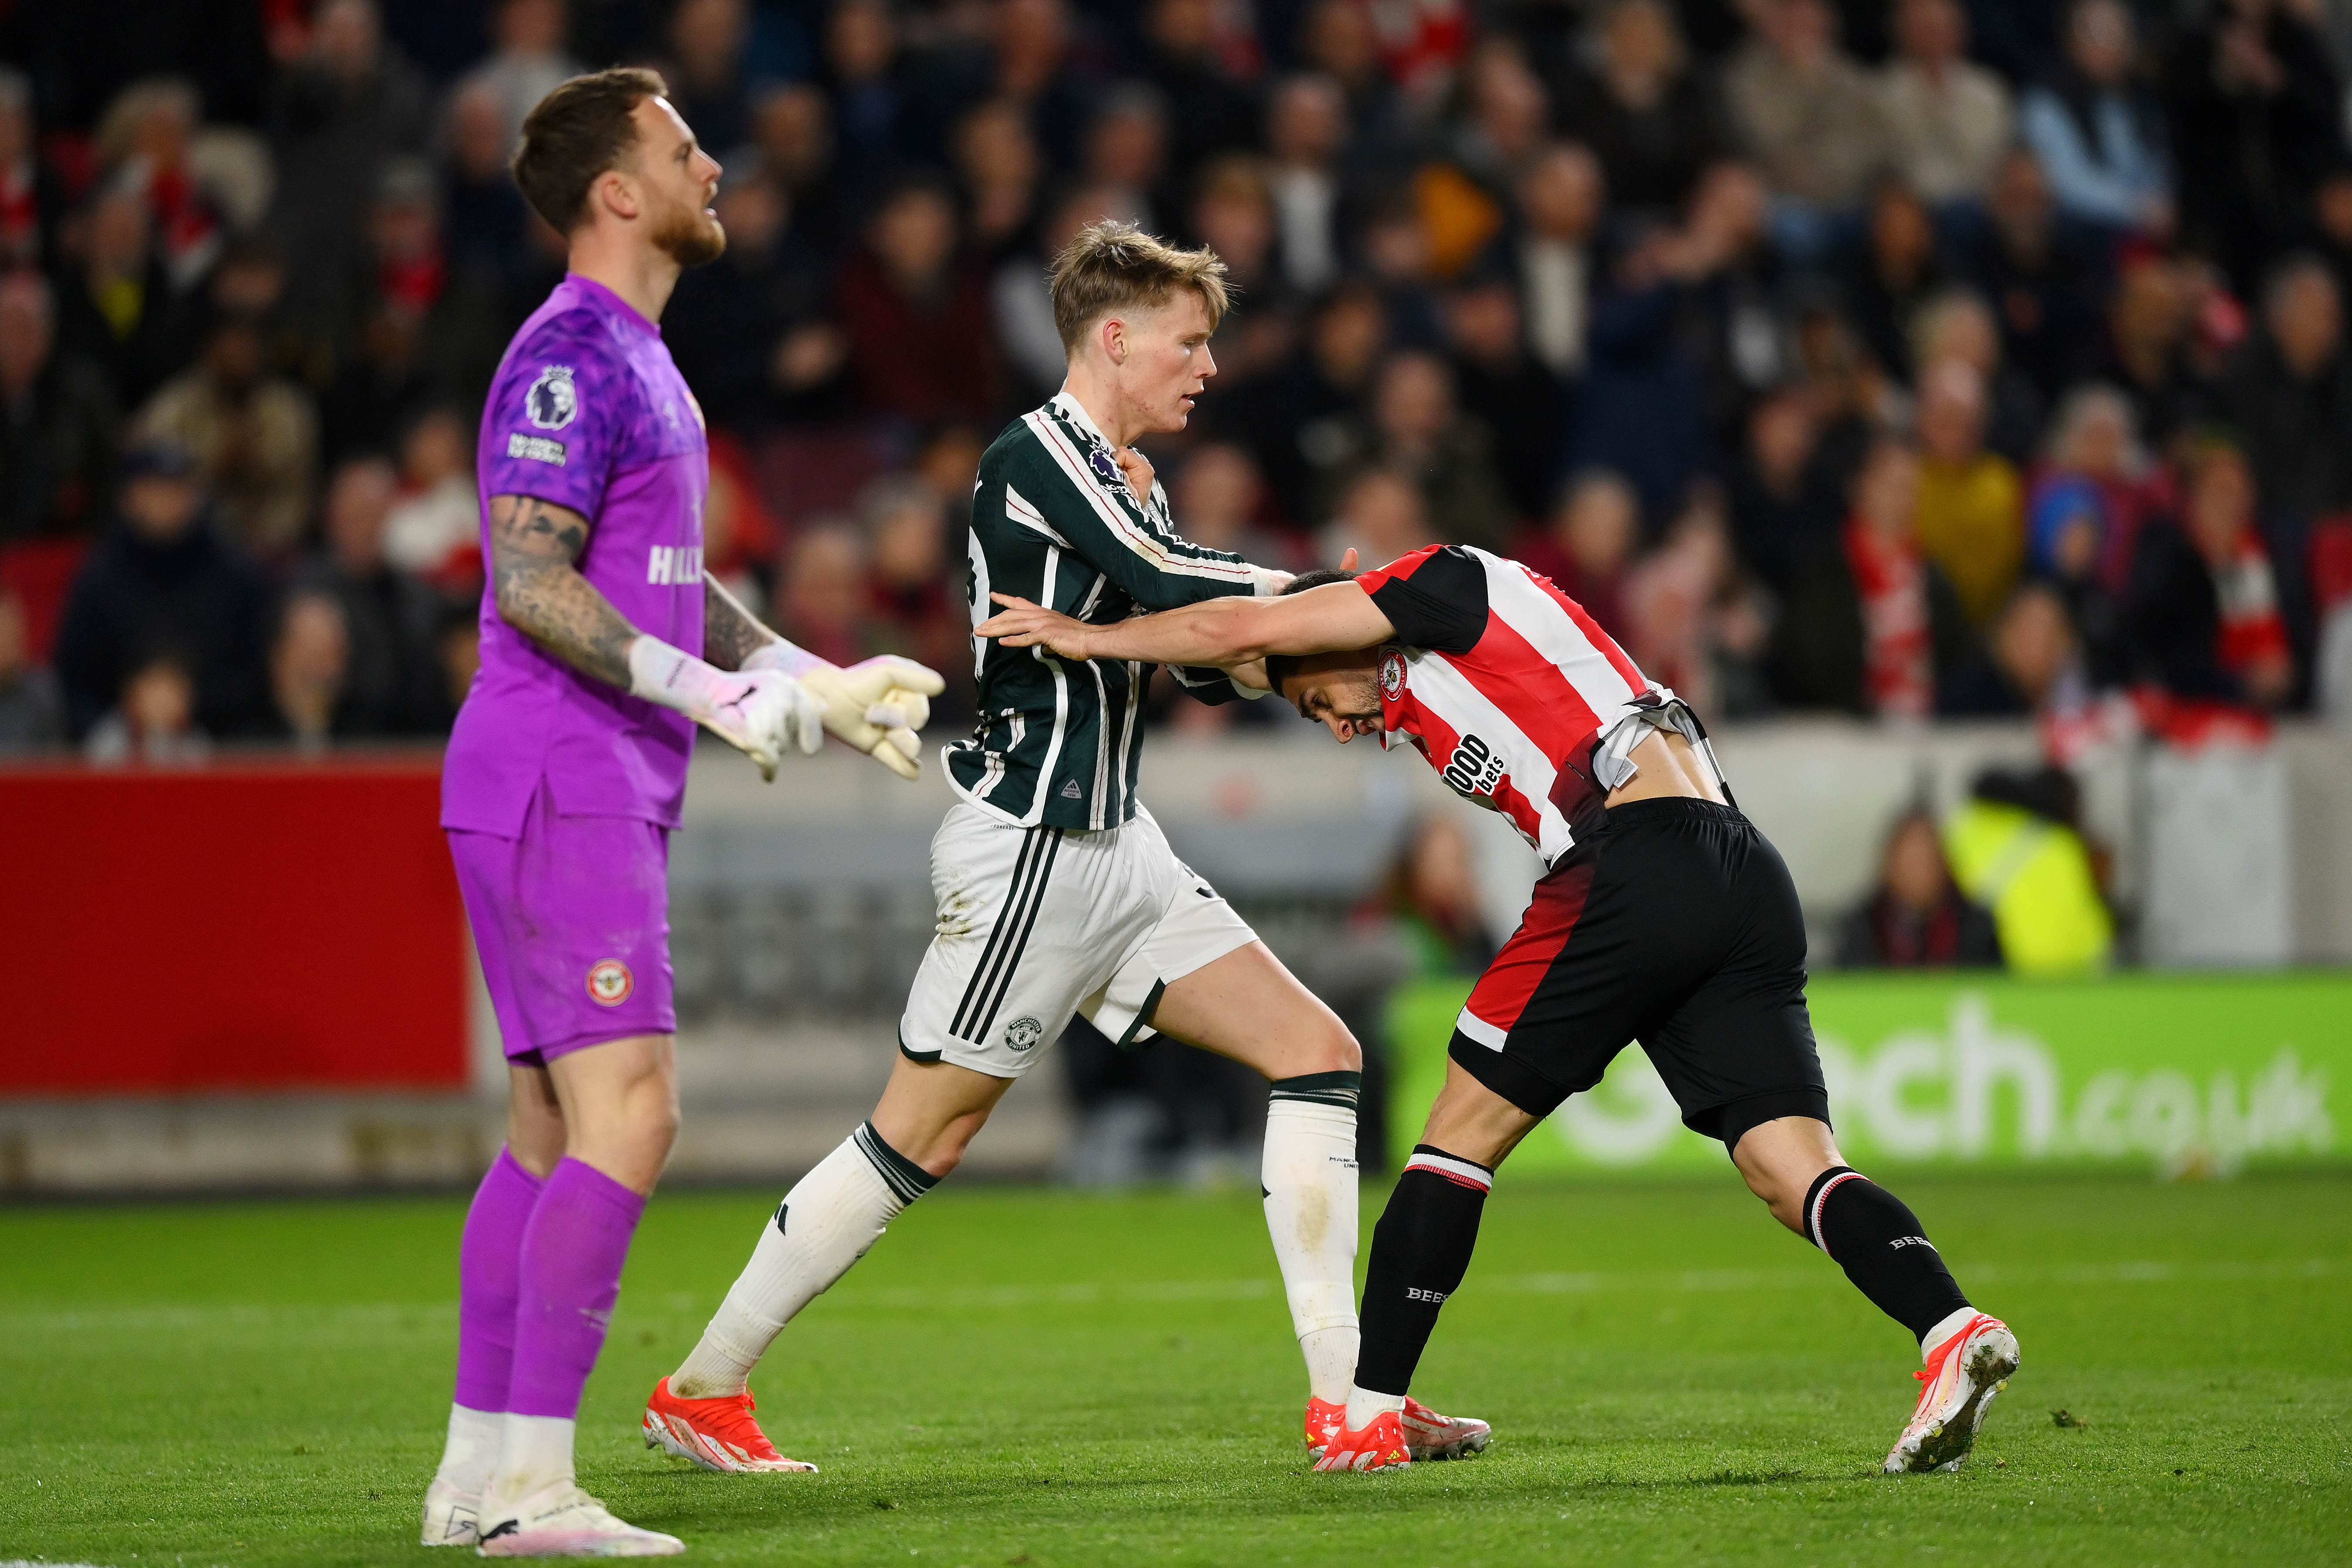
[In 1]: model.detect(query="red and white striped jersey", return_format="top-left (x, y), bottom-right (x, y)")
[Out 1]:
top-left (1360, 544), bottom-right (1675, 867)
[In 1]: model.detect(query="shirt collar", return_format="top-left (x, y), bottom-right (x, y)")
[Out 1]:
top-left (561, 272), bottom-right (660, 337)
top-left (1049, 389), bottom-right (1111, 447)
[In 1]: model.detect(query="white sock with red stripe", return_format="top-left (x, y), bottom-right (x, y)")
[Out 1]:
top-left (1263, 1074), bottom-right (1364, 1405)
top-left (670, 1123), bottom-right (937, 1399)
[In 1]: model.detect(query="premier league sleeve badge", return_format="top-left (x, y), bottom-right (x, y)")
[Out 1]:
top-left (526, 365), bottom-right (579, 431)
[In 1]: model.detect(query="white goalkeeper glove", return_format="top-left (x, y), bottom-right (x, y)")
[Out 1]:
top-left (627, 634), bottom-right (823, 781)
top-left (744, 645), bottom-right (946, 780)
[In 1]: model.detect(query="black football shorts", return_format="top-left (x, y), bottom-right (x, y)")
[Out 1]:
top-left (1448, 797), bottom-right (1829, 1155)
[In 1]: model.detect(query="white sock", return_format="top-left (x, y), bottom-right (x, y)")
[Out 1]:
top-left (1344, 1385), bottom-right (1406, 1432)
top-left (490, 1413), bottom-right (575, 1503)
top-left (433, 1403), bottom-right (503, 1497)
top-left (1921, 1306), bottom-right (1978, 1360)
top-left (1261, 1089), bottom-right (1361, 1406)
top-left (670, 1123), bottom-right (931, 1399)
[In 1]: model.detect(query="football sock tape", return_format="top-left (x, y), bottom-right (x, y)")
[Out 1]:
top-left (1263, 1086), bottom-right (1363, 1405)
top-left (1802, 1164), bottom-right (1972, 1344)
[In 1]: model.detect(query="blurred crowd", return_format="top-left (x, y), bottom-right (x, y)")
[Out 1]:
top-left (8, 0), bottom-right (2352, 761)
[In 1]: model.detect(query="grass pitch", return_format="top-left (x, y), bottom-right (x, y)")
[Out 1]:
top-left (1, 1170), bottom-right (2346, 1567)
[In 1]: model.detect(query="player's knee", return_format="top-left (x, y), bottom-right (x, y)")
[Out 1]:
top-left (1311, 1021), bottom-right (1362, 1075)
top-left (1739, 1166), bottom-right (1807, 1234)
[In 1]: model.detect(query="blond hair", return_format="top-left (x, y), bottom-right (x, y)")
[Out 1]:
top-left (1048, 220), bottom-right (1229, 358)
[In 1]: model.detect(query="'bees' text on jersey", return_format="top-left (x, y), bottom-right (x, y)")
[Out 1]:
top-left (950, 393), bottom-right (1283, 829)
top-left (1360, 545), bottom-right (1720, 868)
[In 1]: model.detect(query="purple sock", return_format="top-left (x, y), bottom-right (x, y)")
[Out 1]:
top-left (453, 1148), bottom-right (545, 1412)
top-left (507, 1157), bottom-right (647, 1420)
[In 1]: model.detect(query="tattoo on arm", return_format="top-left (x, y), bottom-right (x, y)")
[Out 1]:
top-left (488, 494), bottom-right (639, 689)
top-left (701, 570), bottom-right (780, 671)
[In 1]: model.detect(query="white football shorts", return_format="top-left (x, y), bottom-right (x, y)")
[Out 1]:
top-left (898, 800), bottom-right (1259, 1077)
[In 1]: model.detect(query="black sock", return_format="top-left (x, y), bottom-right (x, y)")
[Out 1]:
top-left (1354, 1145), bottom-right (1493, 1397)
top-left (1803, 1167), bottom-right (1970, 1343)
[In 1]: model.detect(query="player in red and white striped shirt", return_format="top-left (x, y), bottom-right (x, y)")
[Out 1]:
top-left (979, 544), bottom-right (2019, 1477)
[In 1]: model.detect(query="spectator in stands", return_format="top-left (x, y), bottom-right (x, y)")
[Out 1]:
top-left (1265, 75), bottom-right (1351, 298)
top-left (1188, 158), bottom-right (1288, 373)
top-left (661, 0), bottom-right (753, 157)
top-left (0, 273), bottom-right (119, 546)
top-left (1085, 84), bottom-right (1174, 237)
top-left (1508, 141), bottom-right (1602, 386)
top-left (1171, 441), bottom-right (1295, 570)
top-left (1909, 286), bottom-right (2044, 465)
top-left (750, 82), bottom-right (842, 253)
top-left (317, 158), bottom-right (449, 461)
top-left (0, 68), bottom-right (65, 271)
top-left (773, 523), bottom-right (877, 669)
top-left (1943, 579), bottom-right (2088, 717)
top-left (2165, 0), bottom-right (2348, 294)
top-left (1725, 0), bottom-right (1888, 256)
top-left (1141, 0), bottom-right (1262, 179)
top-left (995, 183), bottom-right (1127, 410)
top-left (954, 98), bottom-right (1045, 265)
top-left (2221, 255), bottom-right (2352, 527)
top-left (1622, 492), bottom-right (1770, 721)
top-left (296, 454), bottom-right (449, 735)
top-left (2128, 436), bottom-right (2295, 710)
top-left (382, 406), bottom-right (478, 582)
top-left (2021, 0), bottom-right (2172, 241)
top-left (1769, 434), bottom-right (1974, 719)
top-left (1550, 0), bottom-right (1730, 221)
top-left (261, 588), bottom-right (352, 749)
top-left (91, 78), bottom-right (228, 296)
top-left (83, 653), bottom-right (210, 765)
top-left (1840, 176), bottom-right (1952, 384)
top-left (1321, 350), bottom-right (1512, 553)
top-left (863, 475), bottom-right (963, 695)
top-left (1835, 808), bottom-right (2002, 968)
top-left (1444, 39), bottom-right (1553, 201)
top-left (135, 310), bottom-right (319, 557)
top-left (1914, 357), bottom-right (2026, 629)
top-left (0, 585), bottom-right (64, 753)
top-left (1220, 279), bottom-right (1387, 526)
top-left (664, 158), bottom-right (840, 434)
top-left (264, 0), bottom-right (430, 360)
top-left (1445, 272), bottom-right (1567, 523)
top-left (54, 440), bottom-right (270, 740)
top-left (2084, 255), bottom-right (2207, 448)
top-left (1963, 147), bottom-right (2101, 402)
top-left (1521, 467), bottom-right (1637, 645)
top-left (454, 0), bottom-right (580, 153)
top-left (55, 177), bottom-right (190, 411)
top-left (838, 177), bottom-right (997, 428)
top-left (1725, 381), bottom-right (1841, 595)
top-left (1877, 0), bottom-right (2013, 214)
top-left (990, 0), bottom-right (1094, 172)
top-left (2027, 387), bottom-right (2152, 684)
top-left (1317, 465), bottom-right (1434, 572)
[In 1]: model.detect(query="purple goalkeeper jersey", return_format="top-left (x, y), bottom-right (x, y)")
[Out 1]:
top-left (443, 273), bottom-right (709, 835)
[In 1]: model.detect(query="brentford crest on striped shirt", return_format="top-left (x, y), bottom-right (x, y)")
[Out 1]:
top-left (1358, 545), bottom-right (1712, 869)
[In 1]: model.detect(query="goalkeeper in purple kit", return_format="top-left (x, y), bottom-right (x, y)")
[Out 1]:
top-left (416, 69), bottom-right (942, 1558)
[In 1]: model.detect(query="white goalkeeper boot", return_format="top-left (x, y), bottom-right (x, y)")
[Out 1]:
top-left (420, 1476), bottom-right (481, 1546)
top-left (1884, 1313), bottom-right (2019, 1474)
top-left (475, 1477), bottom-right (683, 1557)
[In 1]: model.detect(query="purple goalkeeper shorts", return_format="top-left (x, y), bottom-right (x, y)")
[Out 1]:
top-left (447, 781), bottom-right (677, 1065)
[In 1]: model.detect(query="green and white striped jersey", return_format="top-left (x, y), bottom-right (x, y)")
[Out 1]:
top-left (947, 392), bottom-right (1282, 830)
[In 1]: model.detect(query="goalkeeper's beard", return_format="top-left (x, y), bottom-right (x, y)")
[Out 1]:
top-left (656, 207), bottom-right (727, 268)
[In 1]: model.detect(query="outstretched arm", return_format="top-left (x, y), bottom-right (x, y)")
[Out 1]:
top-left (489, 493), bottom-right (638, 686)
top-left (976, 579), bottom-right (1396, 668)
